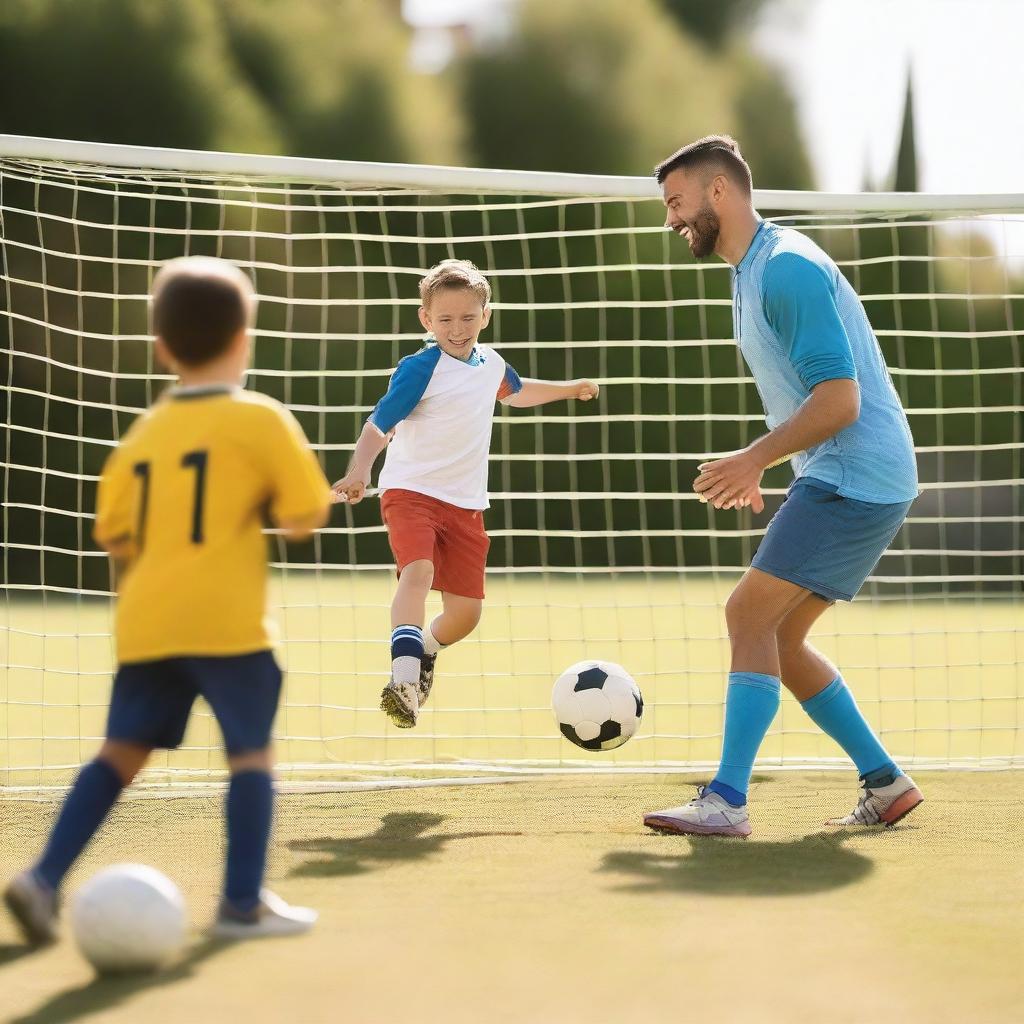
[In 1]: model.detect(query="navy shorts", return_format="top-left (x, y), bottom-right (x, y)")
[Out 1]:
top-left (106, 651), bottom-right (282, 754)
top-left (751, 477), bottom-right (913, 602)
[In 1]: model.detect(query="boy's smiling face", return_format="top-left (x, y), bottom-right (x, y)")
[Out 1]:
top-left (419, 286), bottom-right (491, 361)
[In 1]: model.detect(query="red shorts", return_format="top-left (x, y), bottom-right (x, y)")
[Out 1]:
top-left (380, 489), bottom-right (490, 600)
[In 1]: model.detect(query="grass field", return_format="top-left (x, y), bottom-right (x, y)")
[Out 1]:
top-left (2, 575), bottom-right (1022, 1020)
top-left (1, 772), bottom-right (1022, 1023)
top-left (2, 575), bottom-right (1022, 788)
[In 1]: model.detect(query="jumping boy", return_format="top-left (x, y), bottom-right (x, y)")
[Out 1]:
top-left (4, 257), bottom-right (332, 943)
top-left (332, 259), bottom-right (598, 728)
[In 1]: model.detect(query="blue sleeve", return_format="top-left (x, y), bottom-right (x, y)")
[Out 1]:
top-left (368, 347), bottom-right (440, 434)
top-left (762, 252), bottom-right (857, 390)
top-left (497, 363), bottom-right (523, 401)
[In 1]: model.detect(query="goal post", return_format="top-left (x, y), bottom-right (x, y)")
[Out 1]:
top-left (1, 134), bottom-right (1021, 789)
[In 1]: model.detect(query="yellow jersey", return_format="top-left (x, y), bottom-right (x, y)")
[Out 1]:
top-left (94, 386), bottom-right (331, 664)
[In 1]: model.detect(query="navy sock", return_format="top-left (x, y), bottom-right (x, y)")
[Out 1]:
top-left (35, 758), bottom-right (124, 890)
top-left (391, 625), bottom-right (424, 687)
top-left (707, 672), bottom-right (781, 806)
top-left (225, 770), bottom-right (273, 913)
top-left (800, 676), bottom-right (902, 782)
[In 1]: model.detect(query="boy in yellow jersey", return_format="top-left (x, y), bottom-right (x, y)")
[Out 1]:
top-left (4, 257), bottom-right (331, 945)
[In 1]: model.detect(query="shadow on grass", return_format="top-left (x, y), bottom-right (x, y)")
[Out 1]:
top-left (0, 942), bottom-right (39, 968)
top-left (289, 811), bottom-right (521, 878)
top-left (602, 830), bottom-right (872, 897)
top-left (9, 937), bottom-right (229, 1024)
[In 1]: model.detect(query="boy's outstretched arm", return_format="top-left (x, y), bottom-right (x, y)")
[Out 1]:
top-left (502, 378), bottom-right (599, 408)
top-left (332, 421), bottom-right (391, 504)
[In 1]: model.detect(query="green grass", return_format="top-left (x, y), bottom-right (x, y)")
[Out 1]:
top-left (3, 575), bottom-right (1022, 788)
top-left (1, 772), bottom-right (1022, 1023)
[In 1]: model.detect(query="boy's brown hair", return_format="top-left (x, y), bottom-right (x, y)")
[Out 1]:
top-left (152, 256), bottom-right (255, 366)
top-left (418, 259), bottom-right (491, 308)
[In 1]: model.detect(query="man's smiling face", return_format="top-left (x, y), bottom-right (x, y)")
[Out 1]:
top-left (661, 167), bottom-right (722, 260)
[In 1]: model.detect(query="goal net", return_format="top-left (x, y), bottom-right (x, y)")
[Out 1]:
top-left (2, 136), bottom-right (1021, 788)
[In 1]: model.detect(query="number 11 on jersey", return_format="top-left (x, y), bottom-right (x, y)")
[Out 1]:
top-left (132, 450), bottom-right (209, 548)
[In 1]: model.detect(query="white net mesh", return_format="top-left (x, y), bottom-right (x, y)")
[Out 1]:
top-left (1, 142), bottom-right (1021, 788)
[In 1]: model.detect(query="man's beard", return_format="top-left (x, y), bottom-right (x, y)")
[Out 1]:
top-left (687, 202), bottom-right (720, 259)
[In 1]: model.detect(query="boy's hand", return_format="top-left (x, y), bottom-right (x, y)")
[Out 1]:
top-left (694, 450), bottom-right (765, 514)
top-left (575, 380), bottom-right (599, 401)
top-left (331, 472), bottom-right (368, 505)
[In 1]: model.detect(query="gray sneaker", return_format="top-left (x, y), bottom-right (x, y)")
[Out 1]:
top-left (211, 889), bottom-right (317, 940)
top-left (643, 786), bottom-right (752, 838)
top-left (417, 654), bottom-right (437, 709)
top-left (826, 774), bottom-right (923, 827)
top-left (380, 677), bottom-right (419, 728)
top-left (4, 870), bottom-right (59, 946)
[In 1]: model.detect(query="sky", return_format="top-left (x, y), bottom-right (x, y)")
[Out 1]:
top-left (755, 0), bottom-right (1024, 195)
top-left (404, 0), bottom-right (1024, 196)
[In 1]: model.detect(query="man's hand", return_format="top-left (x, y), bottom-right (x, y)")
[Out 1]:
top-left (694, 449), bottom-right (766, 513)
top-left (575, 380), bottom-right (599, 401)
top-left (331, 471), bottom-right (369, 505)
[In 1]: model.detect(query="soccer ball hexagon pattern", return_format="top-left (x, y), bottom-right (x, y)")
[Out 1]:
top-left (552, 660), bottom-right (643, 751)
top-left (71, 863), bottom-right (186, 974)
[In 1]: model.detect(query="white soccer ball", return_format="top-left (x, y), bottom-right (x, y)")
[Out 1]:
top-left (71, 864), bottom-right (186, 974)
top-left (552, 660), bottom-right (643, 751)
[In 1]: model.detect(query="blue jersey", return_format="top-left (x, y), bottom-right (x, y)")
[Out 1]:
top-left (732, 220), bottom-right (918, 504)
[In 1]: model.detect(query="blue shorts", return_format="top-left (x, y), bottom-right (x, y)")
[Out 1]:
top-left (751, 478), bottom-right (913, 602)
top-left (106, 651), bottom-right (282, 754)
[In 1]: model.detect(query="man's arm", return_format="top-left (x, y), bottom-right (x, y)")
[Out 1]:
top-left (698, 251), bottom-right (860, 513)
top-left (502, 378), bottom-right (599, 408)
top-left (695, 378), bottom-right (860, 513)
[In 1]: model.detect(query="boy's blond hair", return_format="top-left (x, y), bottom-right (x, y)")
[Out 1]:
top-left (418, 259), bottom-right (491, 308)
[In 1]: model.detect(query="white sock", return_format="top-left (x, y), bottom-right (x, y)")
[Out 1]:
top-left (392, 656), bottom-right (420, 686)
top-left (422, 618), bottom-right (448, 658)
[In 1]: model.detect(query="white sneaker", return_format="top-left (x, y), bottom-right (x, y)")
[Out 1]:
top-left (380, 676), bottom-right (419, 728)
top-left (4, 869), bottom-right (59, 946)
top-left (643, 787), bottom-right (752, 838)
top-left (211, 889), bottom-right (317, 940)
top-left (827, 773), bottom-right (923, 827)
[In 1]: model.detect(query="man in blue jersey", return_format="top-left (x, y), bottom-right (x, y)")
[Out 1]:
top-left (643, 136), bottom-right (923, 838)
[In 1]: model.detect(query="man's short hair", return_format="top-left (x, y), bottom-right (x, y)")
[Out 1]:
top-left (151, 256), bottom-right (255, 366)
top-left (653, 134), bottom-right (753, 195)
top-left (419, 258), bottom-right (491, 308)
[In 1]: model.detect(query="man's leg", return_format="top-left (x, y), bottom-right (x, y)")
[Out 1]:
top-left (645, 569), bottom-right (809, 837)
top-left (707, 569), bottom-right (810, 803)
top-left (776, 594), bottom-right (922, 825)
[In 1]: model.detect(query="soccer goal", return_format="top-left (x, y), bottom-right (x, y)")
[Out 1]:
top-left (1, 134), bottom-right (1021, 789)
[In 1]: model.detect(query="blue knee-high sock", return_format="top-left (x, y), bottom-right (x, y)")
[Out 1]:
top-left (35, 758), bottom-right (124, 890)
top-left (800, 676), bottom-right (901, 785)
top-left (225, 770), bottom-right (273, 913)
top-left (707, 672), bottom-right (781, 807)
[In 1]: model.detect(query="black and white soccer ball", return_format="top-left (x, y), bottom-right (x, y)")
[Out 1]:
top-left (552, 660), bottom-right (643, 751)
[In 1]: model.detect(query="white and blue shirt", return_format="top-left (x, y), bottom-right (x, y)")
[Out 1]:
top-left (733, 220), bottom-right (918, 503)
top-left (369, 341), bottom-right (523, 510)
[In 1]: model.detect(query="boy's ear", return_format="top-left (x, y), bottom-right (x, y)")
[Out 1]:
top-left (153, 336), bottom-right (175, 372)
top-left (481, 306), bottom-right (492, 328)
top-left (417, 306), bottom-right (431, 332)
top-left (230, 326), bottom-right (250, 360)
